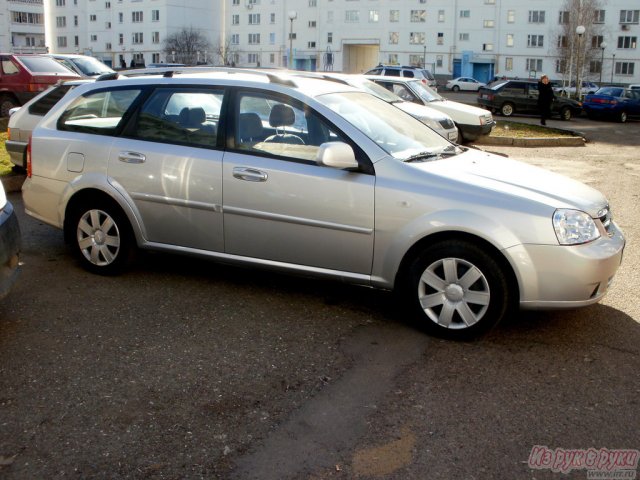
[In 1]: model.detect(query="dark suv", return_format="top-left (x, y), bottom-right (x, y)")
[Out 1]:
top-left (0, 54), bottom-right (80, 116)
top-left (477, 80), bottom-right (582, 120)
top-left (365, 65), bottom-right (438, 89)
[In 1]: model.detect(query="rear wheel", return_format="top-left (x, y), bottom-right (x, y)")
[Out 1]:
top-left (500, 102), bottom-right (515, 117)
top-left (560, 107), bottom-right (572, 121)
top-left (403, 240), bottom-right (514, 339)
top-left (66, 198), bottom-right (135, 275)
top-left (452, 85), bottom-right (460, 92)
top-left (618, 111), bottom-right (627, 123)
top-left (0, 95), bottom-right (18, 117)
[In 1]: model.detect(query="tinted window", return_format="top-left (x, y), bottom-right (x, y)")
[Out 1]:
top-left (502, 82), bottom-right (527, 94)
top-left (598, 87), bottom-right (623, 97)
top-left (16, 56), bottom-right (76, 74)
top-left (59, 88), bottom-right (141, 135)
top-left (28, 85), bottom-right (73, 116)
top-left (134, 88), bottom-right (222, 148)
top-left (385, 69), bottom-right (401, 77)
top-left (403, 70), bottom-right (415, 78)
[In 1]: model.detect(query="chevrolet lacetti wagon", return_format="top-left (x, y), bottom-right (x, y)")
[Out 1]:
top-left (21, 69), bottom-right (625, 339)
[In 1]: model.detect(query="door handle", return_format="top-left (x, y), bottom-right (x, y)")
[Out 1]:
top-left (118, 151), bottom-right (146, 164)
top-left (233, 167), bottom-right (268, 182)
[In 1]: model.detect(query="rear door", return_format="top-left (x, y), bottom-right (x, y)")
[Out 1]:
top-left (222, 89), bottom-right (375, 274)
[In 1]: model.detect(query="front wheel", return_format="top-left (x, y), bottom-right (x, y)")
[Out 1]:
top-left (618, 111), bottom-right (627, 123)
top-left (66, 199), bottom-right (135, 275)
top-left (452, 85), bottom-right (460, 92)
top-left (403, 240), bottom-right (514, 339)
top-left (560, 107), bottom-right (572, 121)
top-left (500, 102), bottom-right (515, 117)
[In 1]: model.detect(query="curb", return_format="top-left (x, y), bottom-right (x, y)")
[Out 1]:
top-left (474, 122), bottom-right (587, 147)
top-left (1, 172), bottom-right (25, 194)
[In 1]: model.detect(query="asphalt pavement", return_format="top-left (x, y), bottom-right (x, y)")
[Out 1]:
top-left (0, 113), bottom-right (638, 479)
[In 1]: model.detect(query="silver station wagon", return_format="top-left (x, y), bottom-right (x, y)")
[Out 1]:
top-left (22, 70), bottom-right (625, 339)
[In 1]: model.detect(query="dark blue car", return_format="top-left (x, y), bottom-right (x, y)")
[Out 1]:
top-left (583, 87), bottom-right (640, 123)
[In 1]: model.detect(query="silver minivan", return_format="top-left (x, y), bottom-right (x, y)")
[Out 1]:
top-left (22, 70), bottom-right (625, 339)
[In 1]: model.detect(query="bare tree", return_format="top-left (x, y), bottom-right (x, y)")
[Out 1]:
top-left (554, 0), bottom-right (606, 98)
top-left (163, 27), bottom-right (212, 65)
top-left (211, 36), bottom-right (239, 66)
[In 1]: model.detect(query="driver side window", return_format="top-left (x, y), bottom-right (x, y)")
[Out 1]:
top-left (234, 93), bottom-right (344, 163)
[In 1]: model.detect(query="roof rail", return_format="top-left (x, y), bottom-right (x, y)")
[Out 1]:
top-left (204, 66), bottom-right (298, 87)
top-left (96, 72), bottom-right (119, 82)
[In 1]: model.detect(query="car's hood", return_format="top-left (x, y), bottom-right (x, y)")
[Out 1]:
top-left (431, 99), bottom-right (490, 117)
top-left (395, 101), bottom-right (450, 121)
top-left (421, 149), bottom-right (607, 216)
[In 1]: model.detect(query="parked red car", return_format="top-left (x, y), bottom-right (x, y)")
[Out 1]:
top-left (0, 54), bottom-right (80, 116)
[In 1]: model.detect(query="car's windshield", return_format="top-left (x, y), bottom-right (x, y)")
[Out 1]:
top-left (409, 81), bottom-right (444, 102)
top-left (346, 77), bottom-right (404, 103)
top-left (596, 87), bottom-right (623, 97)
top-left (17, 56), bottom-right (76, 75)
top-left (69, 57), bottom-right (114, 76)
top-left (317, 91), bottom-right (453, 161)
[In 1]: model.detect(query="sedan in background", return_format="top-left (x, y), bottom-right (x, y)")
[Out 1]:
top-left (446, 77), bottom-right (486, 92)
top-left (554, 81), bottom-right (599, 97)
top-left (582, 87), bottom-right (640, 123)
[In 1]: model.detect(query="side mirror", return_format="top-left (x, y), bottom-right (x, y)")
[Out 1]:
top-left (316, 142), bottom-right (359, 170)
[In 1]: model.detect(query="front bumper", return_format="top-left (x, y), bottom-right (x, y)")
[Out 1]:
top-left (0, 201), bottom-right (21, 299)
top-left (505, 222), bottom-right (625, 309)
top-left (5, 139), bottom-right (27, 168)
top-left (458, 121), bottom-right (495, 140)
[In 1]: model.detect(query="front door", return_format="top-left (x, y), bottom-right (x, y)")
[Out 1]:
top-left (222, 90), bottom-right (375, 275)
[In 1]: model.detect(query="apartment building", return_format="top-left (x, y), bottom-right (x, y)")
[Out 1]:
top-left (1, 0), bottom-right (46, 52)
top-left (224, 0), bottom-right (640, 84)
top-left (43, 0), bottom-right (221, 67)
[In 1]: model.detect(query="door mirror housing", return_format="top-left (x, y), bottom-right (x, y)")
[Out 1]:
top-left (316, 142), bottom-right (359, 170)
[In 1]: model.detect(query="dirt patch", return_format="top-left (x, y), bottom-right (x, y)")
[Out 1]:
top-left (351, 427), bottom-right (416, 477)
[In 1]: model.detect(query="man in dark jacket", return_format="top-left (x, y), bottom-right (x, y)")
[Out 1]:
top-left (537, 74), bottom-right (554, 125)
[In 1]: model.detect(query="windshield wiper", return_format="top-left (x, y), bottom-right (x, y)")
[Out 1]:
top-left (404, 151), bottom-right (442, 163)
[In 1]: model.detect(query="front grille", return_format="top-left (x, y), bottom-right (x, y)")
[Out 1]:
top-left (482, 113), bottom-right (493, 123)
top-left (439, 118), bottom-right (455, 129)
top-left (598, 206), bottom-right (613, 236)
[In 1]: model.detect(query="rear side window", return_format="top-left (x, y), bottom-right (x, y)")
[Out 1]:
top-left (133, 88), bottom-right (223, 148)
top-left (402, 70), bottom-right (415, 78)
top-left (502, 82), bottom-right (526, 94)
top-left (59, 88), bottom-right (141, 135)
top-left (1, 59), bottom-right (19, 75)
top-left (28, 85), bottom-right (73, 116)
top-left (385, 69), bottom-right (401, 77)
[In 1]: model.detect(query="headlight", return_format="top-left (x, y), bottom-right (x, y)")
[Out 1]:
top-left (419, 117), bottom-right (442, 130)
top-left (553, 209), bottom-right (600, 245)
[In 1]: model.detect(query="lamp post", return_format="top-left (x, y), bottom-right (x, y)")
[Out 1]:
top-left (574, 25), bottom-right (585, 100)
top-left (172, 50), bottom-right (176, 63)
top-left (288, 10), bottom-right (297, 69)
top-left (423, 45), bottom-right (426, 69)
top-left (611, 53), bottom-right (615, 84)
top-left (599, 41), bottom-right (607, 84)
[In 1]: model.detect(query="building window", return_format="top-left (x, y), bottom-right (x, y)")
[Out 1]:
top-left (484, 20), bottom-right (494, 28)
top-left (619, 10), bottom-right (639, 24)
top-left (132, 32), bottom-right (143, 44)
top-left (507, 10), bottom-right (515, 23)
top-left (152, 53), bottom-right (160, 63)
top-left (459, 33), bottom-right (469, 41)
top-left (152, 32), bottom-right (159, 43)
top-left (389, 10), bottom-right (399, 22)
top-left (308, 41), bottom-right (316, 48)
top-left (411, 10), bottom-right (426, 22)
top-left (232, 0), bottom-right (239, 4)
top-left (345, 10), bottom-right (359, 22)
top-left (505, 57), bottom-right (513, 71)
top-left (438, 10), bottom-right (444, 22)
top-left (327, 32), bottom-right (332, 43)
top-left (105, 1), bottom-right (110, 8)
top-left (89, 14), bottom-right (96, 21)
top-left (118, 12), bottom-right (123, 23)
top-left (308, 20), bottom-right (316, 27)
top-left (74, 35), bottom-right (78, 46)
top-left (12, 12), bottom-right (44, 25)
top-left (556, 59), bottom-right (567, 73)
top-left (369, 10), bottom-right (379, 22)
top-left (309, 0), bottom-right (316, 6)
top-left (248, 53), bottom-right (259, 64)
top-left (460, 10), bottom-right (470, 18)
top-left (617, 36), bottom-right (637, 49)
top-left (56, 16), bottom-right (66, 27)
top-left (232, 15), bottom-right (239, 25)
top-left (437, 32), bottom-right (444, 45)
top-left (615, 62), bottom-right (635, 75)
top-left (483, 43), bottom-right (494, 51)
top-left (152, 10), bottom-right (159, 21)
top-left (526, 58), bottom-right (543, 72)
top-left (74, 15), bottom-right (78, 26)
top-left (389, 32), bottom-right (399, 45)
top-left (589, 60), bottom-right (602, 74)
top-left (388, 53), bottom-right (398, 65)
top-left (269, 32), bottom-right (275, 44)
top-left (105, 21), bottom-right (111, 29)
top-left (269, 53), bottom-right (275, 64)
top-left (132, 11), bottom-right (143, 23)
top-left (409, 32), bottom-right (425, 45)
top-left (56, 0), bottom-right (65, 6)
top-left (485, 0), bottom-right (495, 4)
top-left (248, 13), bottom-right (260, 25)
top-left (559, 11), bottom-right (569, 24)
top-left (248, 33), bottom-right (260, 45)
top-left (594, 10), bottom-right (605, 24)
top-left (105, 42), bottom-right (112, 50)
top-left (409, 54), bottom-right (422, 66)
top-left (558, 35), bottom-right (568, 48)
top-left (436, 55), bottom-right (443, 68)
top-left (118, 33), bottom-right (123, 44)
top-left (231, 34), bottom-right (239, 45)
top-left (527, 35), bottom-right (544, 47)
top-left (528, 10), bottom-right (545, 24)
top-left (270, 13), bottom-right (275, 23)
top-left (57, 36), bottom-right (67, 47)
top-left (90, 34), bottom-right (97, 42)
top-left (506, 34), bottom-right (514, 47)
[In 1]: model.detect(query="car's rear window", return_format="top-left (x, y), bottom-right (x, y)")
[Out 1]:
top-left (16, 56), bottom-right (76, 75)
top-left (28, 85), bottom-right (74, 116)
top-left (597, 87), bottom-right (623, 97)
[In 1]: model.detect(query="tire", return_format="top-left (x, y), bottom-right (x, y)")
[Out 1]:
top-left (452, 85), bottom-right (460, 92)
top-left (618, 111), bottom-right (627, 123)
top-left (500, 102), bottom-right (515, 117)
top-left (560, 107), bottom-right (572, 121)
top-left (403, 240), bottom-right (514, 339)
top-left (0, 95), bottom-right (19, 117)
top-left (66, 198), bottom-right (136, 275)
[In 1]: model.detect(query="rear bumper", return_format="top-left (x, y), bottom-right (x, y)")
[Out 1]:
top-left (0, 201), bottom-right (21, 299)
top-left (5, 139), bottom-right (27, 168)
